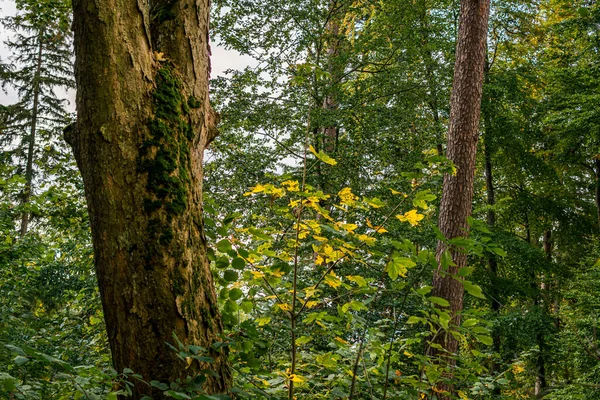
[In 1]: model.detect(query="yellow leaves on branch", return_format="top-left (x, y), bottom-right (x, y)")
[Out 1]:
top-left (323, 271), bottom-right (342, 288)
top-left (281, 180), bottom-right (300, 192)
top-left (338, 187), bottom-right (357, 205)
top-left (244, 183), bottom-right (285, 198)
top-left (512, 362), bottom-right (525, 375)
top-left (396, 209), bottom-right (425, 226)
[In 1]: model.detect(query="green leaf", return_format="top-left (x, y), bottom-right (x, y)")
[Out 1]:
top-left (223, 269), bottom-right (238, 282)
top-left (204, 217), bottom-right (216, 228)
top-left (224, 299), bottom-right (238, 313)
top-left (475, 335), bottom-right (493, 346)
top-left (231, 257), bottom-right (246, 270)
top-left (248, 227), bottom-right (272, 241)
top-left (238, 248), bottom-right (250, 258)
top-left (463, 319), bottom-right (478, 327)
top-left (386, 256), bottom-right (416, 280)
top-left (0, 373), bottom-right (16, 392)
top-left (416, 286), bottom-right (432, 295)
top-left (428, 296), bottom-right (450, 307)
top-left (13, 356), bottom-right (28, 366)
top-left (216, 239), bottom-right (232, 253)
top-left (490, 247), bottom-right (507, 257)
top-left (463, 281), bottom-right (485, 299)
top-left (364, 197), bottom-right (386, 208)
top-left (341, 300), bottom-right (368, 313)
top-left (438, 311), bottom-right (451, 330)
top-left (457, 267), bottom-right (474, 277)
top-left (240, 301), bottom-right (253, 313)
top-left (215, 256), bottom-right (229, 269)
top-left (346, 275), bottom-right (368, 287)
top-left (448, 237), bottom-right (476, 248)
top-left (440, 250), bottom-right (455, 269)
top-left (471, 326), bottom-right (490, 335)
top-left (413, 190), bottom-right (437, 209)
top-left (165, 390), bottom-right (191, 399)
top-left (150, 381), bottom-right (169, 390)
top-left (229, 288), bottom-right (243, 301)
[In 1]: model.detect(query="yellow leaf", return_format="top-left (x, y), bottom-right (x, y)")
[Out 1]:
top-left (340, 223), bottom-right (358, 233)
top-left (315, 255), bottom-right (324, 265)
top-left (356, 234), bottom-right (376, 246)
top-left (389, 188), bottom-right (408, 197)
top-left (338, 187), bottom-right (357, 205)
top-left (313, 235), bottom-right (328, 242)
top-left (282, 180), bottom-right (300, 192)
top-left (245, 184), bottom-right (266, 196)
top-left (396, 209), bottom-right (425, 226)
top-left (366, 218), bottom-right (388, 233)
top-left (309, 145), bottom-right (337, 165)
top-left (278, 303), bottom-right (293, 312)
top-left (458, 390), bottom-right (469, 400)
top-left (334, 337), bottom-right (349, 346)
top-left (289, 374), bottom-right (306, 383)
top-left (512, 363), bottom-right (525, 375)
top-left (403, 351), bottom-right (413, 358)
top-left (256, 317), bottom-right (271, 326)
top-left (305, 219), bottom-right (322, 233)
top-left (305, 301), bottom-right (319, 309)
top-left (324, 272), bottom-right (342, 288)
top-left (250, 271), bottom-right (265, 279)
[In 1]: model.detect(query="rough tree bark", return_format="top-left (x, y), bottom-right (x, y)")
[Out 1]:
top-left (426, 0), bottom-right (491, 397)
top-left (67, 0), bottom-right (230, 397)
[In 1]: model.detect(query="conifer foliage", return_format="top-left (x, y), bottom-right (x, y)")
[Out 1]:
top-left (1, 0), bottom-right (73, 235)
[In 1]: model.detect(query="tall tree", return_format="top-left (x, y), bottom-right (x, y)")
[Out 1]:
top-left (2, 0), bottom-right (73, 236)
top-left (67, 0), bottom-right (230, 397)
top-left (426, 0), bottom-right (490, 394)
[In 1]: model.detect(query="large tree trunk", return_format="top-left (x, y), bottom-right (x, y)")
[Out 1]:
top-left (426, 0), bottom-right (490, 397)
top-left (20, 33), bottom-right (43, 236)
top-left (67, 0), bottom-right (230, 397)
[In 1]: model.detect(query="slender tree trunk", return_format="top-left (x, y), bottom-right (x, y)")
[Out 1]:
top-left (322, 0), bottom-right (343, 153)
top-left (534, 230), bottom-right (551, 397)
top-left (20, 33), bottom-right (43, 236)
top-left (426, 0), bottom-right (490, 397)
top-left (595, 158), bottom-right (600, 230)
top-left (482, 62), bottom-right (502, 396)
top-left (418, 5), bottom-right (444, 156)
top-left (67, 1), bottom-right (230, 398)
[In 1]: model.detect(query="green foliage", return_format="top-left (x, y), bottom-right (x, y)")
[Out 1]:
top-left (1, 0), bottom-right (600, 398)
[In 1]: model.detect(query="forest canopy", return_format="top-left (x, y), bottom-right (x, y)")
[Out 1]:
top-left (0, 0), bottom-right (599, 399)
